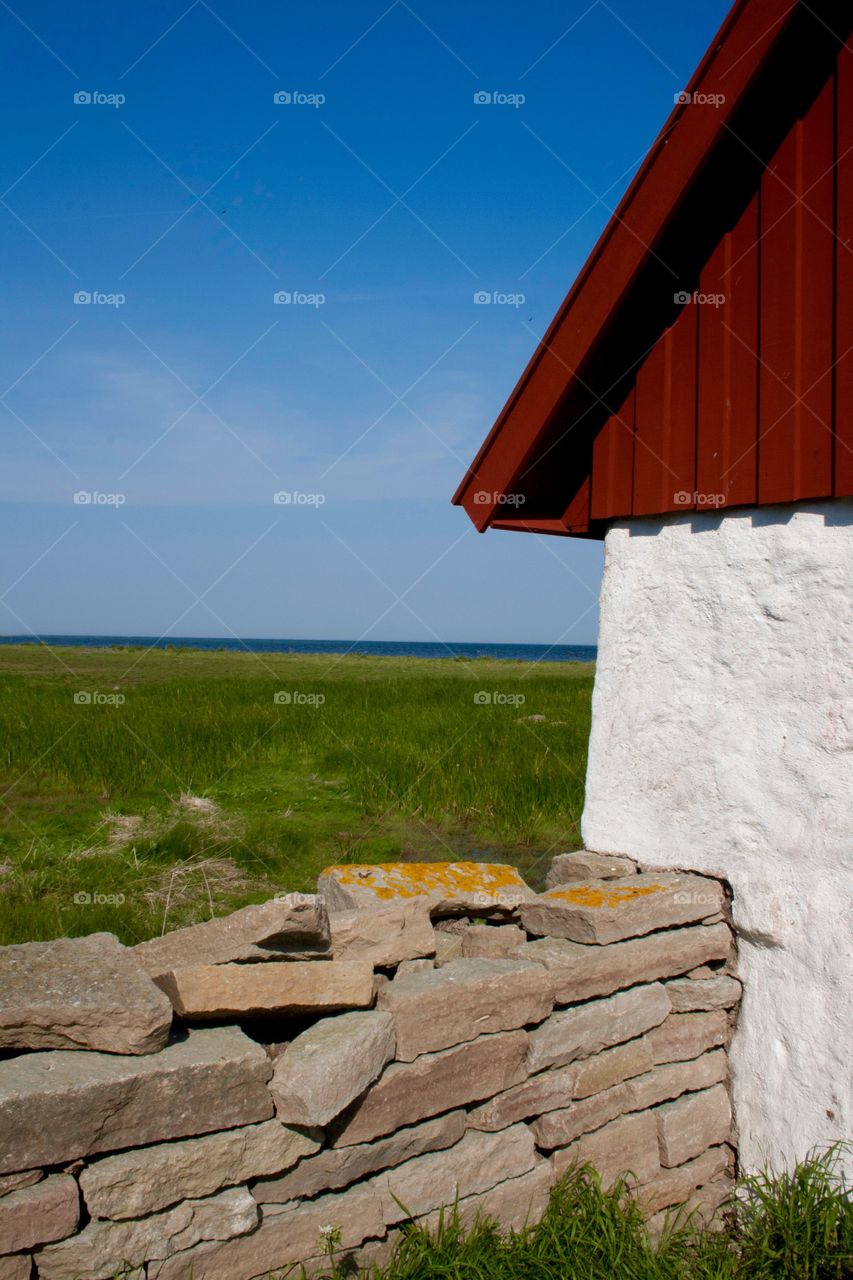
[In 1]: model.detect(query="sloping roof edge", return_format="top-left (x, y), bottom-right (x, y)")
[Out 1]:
top-left (452, 0), bottom-right (799, 531)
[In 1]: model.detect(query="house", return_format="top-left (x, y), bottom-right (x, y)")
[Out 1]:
top-left (454, 0), bottom-right (852, 1173)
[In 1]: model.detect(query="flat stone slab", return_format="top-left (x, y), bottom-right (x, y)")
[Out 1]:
top-left (552, 1109), bottom-right (661, 1187)
top-left (376, 958), bottom-right (552, 1060)
top-left (629, 1049), bottom-right (727, 1111)
top-left (369, 1124), bottom-right (536, 1225)
top-left (521, 874), bottom-right (724, 944)
top-left (573, 1037), bottom-right (654, 1099)
top-left (0, 1026), bottom-right (272, 1174)
top-left (151, 1184), bottom-right (384, 1280)
top-left (132, 897), bottom-right (330, 981)
top-left (461, 923), bottom-right (526, 958)
top-left (527, 983), bottom-right (671, 1072)
top-left (0, 933), bottom-right (172, 1055)
top-left (665, 976), bottom-right (742, 1012)
top-left (532, 1081), bottom-right (634, 1149)
top-left (417, 1159), bottom-right (553, 1236)
top-left (637, 1145), bottom-right (731, 1215)
top-left (0, 1174), bottom-right (78, 1253)
top-left (318, 861), bottom-right (534, 915)
top-left (255, 1111), bottom-right (466, 1203)
top-left (332, 1029), bottom-right (530, 1146)
top-left (546, 851), bottom-right (637, 887)
top-left (467, 1063), bottom-right (579, 1132)
top-left (329, 902), bottom-right (435, 967)
top-left (35, 1186), bottom-right (257, 1280)
top-left (80, 1120), bottom-right (320, 1220)
top-left (657, 1083), bottom-right (732, 1167)
top-left (158, 959), bottom-right (374, 1019)
top-left (646, 1011), bottom-right (728, 1064)
top-left (524, 922), bottom-right (731, 1003)
top-left (271, 1010), bottom-right (396, 1126)
top-left (0, 1256), bottom-right (30, 1280)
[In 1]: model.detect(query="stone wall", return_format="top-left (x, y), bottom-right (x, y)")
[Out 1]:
top-left (0, 858), bottom-right (741, 1280)
top-left (581, 500), bottom-right (853, 1172)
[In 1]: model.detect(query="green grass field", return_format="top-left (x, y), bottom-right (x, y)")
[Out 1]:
top-left (0, 643), bottom-right (594, 946)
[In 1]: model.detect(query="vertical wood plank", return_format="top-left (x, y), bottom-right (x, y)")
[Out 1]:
top-left (633, 303), bottom-right (697, 516)
top-left (759, 77), bottom-right (834, 503)
top-left (590, 387), bottom-right (635, 519)
top-left (696, 194), bottom-right (760, 507)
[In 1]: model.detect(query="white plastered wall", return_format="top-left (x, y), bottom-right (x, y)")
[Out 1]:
top-left (582, 500), bottom-right (853, 1173)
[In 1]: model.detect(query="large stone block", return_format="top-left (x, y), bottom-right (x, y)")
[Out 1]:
top-left (524, 923), bottom-right (731, 1003)
top-left (521, 874), bottom-right (724, 944)
top-left (271, 1010), bottom-right (395, 1126)
top-left (0, 1026), bottom-right (272, 1174)
top-left (657, 1084), bottom-right (732, 1167)
top-left (546, 851), bottom-right (637, 887)
top-left (646, 1011), bottom-right (728, 1064)
top-left (332, 1030), bottom-right (529, 1146)
top-left (636, 1145), bottom-right (732, 1215)
top-left (572, 1037), bottom-right (654, 1098)
top-left (370, 1124), bottom-right (537, 1225)
top-left (317, 862), bottom-right (534, 915)
top-left (467, 1064), bottom-right (578, 1132)
top-left (527, 984), bottom-right (670, 1072)
top-left (158, 959), bottom-right (374, 1019)
top-left (80, 1120), bottom-right (319, 1220)
top-left (461, 924), bottom-right (526, 959)
top-left (132, 896), bottom-right (330, 981)
top-left (629, 1049), bottom-right (727, 1111)
top-left (531, 1082), bottom-right (634, 1149)
top-left (329, 902), bottom-right (435, 967)
top-left (664, 976), bottom-right (742, 1012)
top-left (151, 1185), bottom-right (385, 1280)
top-left (35, 1187), bottom-right (258, 1280)
top-left (552, 1109), bottom-right (660, 1187)
top-left (0, 933), bottom-right (172, 1055)
top-left (255, 1111), bottom-right (466, 1203)
top-left (377, 958), bottom-right (552, 1060)
top-left (0, 1174), bottom-right (78, 1252)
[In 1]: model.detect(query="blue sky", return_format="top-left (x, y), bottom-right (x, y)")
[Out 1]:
top-left (0, 0), bottom-right (728, 645)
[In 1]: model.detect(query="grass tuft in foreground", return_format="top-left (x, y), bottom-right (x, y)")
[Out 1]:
top-left (308, 1149), bottom-right (851, 1280)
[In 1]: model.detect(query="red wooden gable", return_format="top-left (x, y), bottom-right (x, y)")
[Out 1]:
top-left (453, 0), bottom-right (853, 538)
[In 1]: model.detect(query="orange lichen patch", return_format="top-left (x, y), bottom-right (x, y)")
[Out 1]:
top-left (321, 861), bottom-right (528, 901)
top-left (545, 883), bottom-right (668, 909)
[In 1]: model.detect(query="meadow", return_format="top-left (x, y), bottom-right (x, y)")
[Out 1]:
top-left (0, 642), bottom-right (593, 945)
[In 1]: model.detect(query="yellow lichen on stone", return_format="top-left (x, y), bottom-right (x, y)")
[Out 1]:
top-left (322, 861), bottom-right (527, 900)
top-left (545, 883), bottom-right (668, 909)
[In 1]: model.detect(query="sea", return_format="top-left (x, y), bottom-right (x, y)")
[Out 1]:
top-left (0, 635), bottom-right (596, 664)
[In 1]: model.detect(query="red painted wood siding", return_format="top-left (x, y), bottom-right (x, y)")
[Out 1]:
top-left (483, 32), bottom-right (851, 538)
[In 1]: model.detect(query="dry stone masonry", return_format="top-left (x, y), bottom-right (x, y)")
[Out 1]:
top-left (0, 854), bottom-right (741, 1278)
